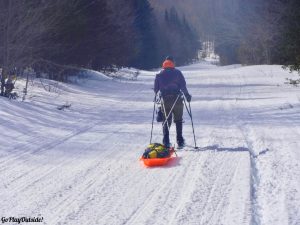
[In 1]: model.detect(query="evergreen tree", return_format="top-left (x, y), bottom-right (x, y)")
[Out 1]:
top-left (130, 0), bottom-right (158, 69)
top-left (164, 10), bottom-right (169, 22)
top-left (45, 0), bottom-right (136, 71)
top-left (280, 0), bottom-right (300, 74)
top-left (157, 7), bottom-right (200, 66)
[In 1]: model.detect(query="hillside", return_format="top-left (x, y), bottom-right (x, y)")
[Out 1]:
top-left (1, 63), bottom-right (300, 224)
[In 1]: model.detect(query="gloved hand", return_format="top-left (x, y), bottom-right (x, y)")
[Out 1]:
top-left (185, 93), bottom-right (192, 102)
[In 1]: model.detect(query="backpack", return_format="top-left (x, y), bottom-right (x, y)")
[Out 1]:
top-left (143, 143), bottom-right (170, 159)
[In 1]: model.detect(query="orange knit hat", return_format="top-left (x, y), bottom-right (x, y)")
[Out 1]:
top-left (162, 60), bottom-right (175, 69)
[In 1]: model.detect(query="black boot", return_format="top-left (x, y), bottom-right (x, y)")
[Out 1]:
top-left (176, 121), bottom-right (185, 148)
top-left (162, 121), bottom-right (171, 148)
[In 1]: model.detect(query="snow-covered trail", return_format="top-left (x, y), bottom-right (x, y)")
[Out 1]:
top-left (1, 63), bottom-right (300, 225)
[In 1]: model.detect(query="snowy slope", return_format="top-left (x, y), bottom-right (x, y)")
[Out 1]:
top-left (0, 63), bottom-right (300, 225)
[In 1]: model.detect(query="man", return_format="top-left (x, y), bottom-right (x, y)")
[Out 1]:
top-left (154, 56), bottom-right (191, 148)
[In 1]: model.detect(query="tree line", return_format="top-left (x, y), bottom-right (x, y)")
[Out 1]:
top-left (211, 0), bottom-right (300, 73)
top-left (150, 0), bottom-right (300, 74)
top-left (0, 0), bottom-right (200, 94)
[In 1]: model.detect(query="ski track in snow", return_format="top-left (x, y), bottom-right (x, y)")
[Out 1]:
top-left (1, 63), bottom-right (300, 225)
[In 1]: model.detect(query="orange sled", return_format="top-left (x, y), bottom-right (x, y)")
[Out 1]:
top-left (140, 147), bottom-right (176, 167)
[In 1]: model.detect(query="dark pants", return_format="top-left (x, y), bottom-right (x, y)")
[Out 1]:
top-left (161, 95), bottom-right (183, 123)
top-left (161, 94), bottom-right (184, 146)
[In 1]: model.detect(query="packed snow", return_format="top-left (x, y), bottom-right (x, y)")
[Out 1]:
top-left (1, 62), bottom-right (300, 225)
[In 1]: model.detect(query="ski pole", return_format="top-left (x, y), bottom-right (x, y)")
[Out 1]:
top-left (150, 94), bottom-right (157, 144)
top-left (161, 93), bottom-right (181, 148)
top-left (188, 101), bottom-right (198, 149)
top-left (183, 96), bottom-right (198, 149)
top-left (161, 93), bottom-right (181, 128)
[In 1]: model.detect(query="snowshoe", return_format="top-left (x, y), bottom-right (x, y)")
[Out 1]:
top-left (177, 138), bottom-right (185, 149)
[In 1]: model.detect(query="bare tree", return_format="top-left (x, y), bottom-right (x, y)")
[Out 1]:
top-left (0, 0), bottom-right (79, 96)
